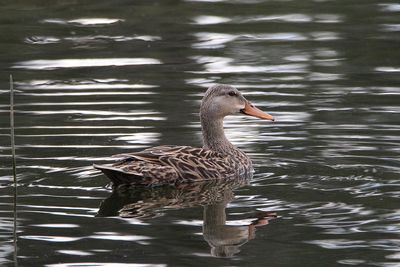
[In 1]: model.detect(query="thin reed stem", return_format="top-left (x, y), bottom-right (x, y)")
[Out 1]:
top-left (10, 74), bottom-right (18, 267)
top-left (10, 75), bottom-right (17, 184)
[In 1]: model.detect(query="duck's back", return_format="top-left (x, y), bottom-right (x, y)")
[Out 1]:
top-left (94, 145), bottom-right (251, 186)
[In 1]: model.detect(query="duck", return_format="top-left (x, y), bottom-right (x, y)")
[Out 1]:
top-left (94, 84), bottom-right (274, 186)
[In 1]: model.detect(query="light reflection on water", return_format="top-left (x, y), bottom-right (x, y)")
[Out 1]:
top-left (13, 58), bottom-right (162, 70)
top-left (16, 79), bottom-right (157, 90)
top-left (192, 55), bottom-right (308, 73)
top-left (0, 0), bottom-right (399, 266)
top-left (41, 18), bottom-right (125, 26)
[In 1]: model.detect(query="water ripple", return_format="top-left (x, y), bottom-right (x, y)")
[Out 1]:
top-left (379, 3), bottom-right (400, 12)
top-left (13, 58), bottom-right (162, 70)
top-left (56, 250), bottom-right (93, 256)
top-left (192, 33), bottom-right (237, 49)
top-left (1, 0), bottom-right (399, 265)
top-left (243, 13), bottom-right (312, 23)
top-left (31, 224), bottom-right (79, 228)
top-left (46, 263), bottom-right (166, 267)
top-left (20, 91), bottom-right (156, 97)
top-left (375, 66), bottom-right (400, 72)
top-left (192, 15), bottom-right (231, 25)
top-left (239, 13), bottom-right (343, 24)
top-left (21, 235), bottom-right (82, 242)
top-left (306, 239), bottom-right (400, 251)
top-left (89, 232), bottom-right (152, 242)
top-left (191, 56), bottom-right (307, 73)
top-left (25, 35), bottom-right (161, 45)
top-left (16, 110), bottom-right (161, 116)
top-left (17, 79), bottom-right (157, 90)
top-left (41, 18), bottom-right (124, 26)
top-left (192, 31), bottom-right (341, 49)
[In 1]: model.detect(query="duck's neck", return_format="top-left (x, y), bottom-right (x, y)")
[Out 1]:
top-left (200, 114), bottom-right (235, 153)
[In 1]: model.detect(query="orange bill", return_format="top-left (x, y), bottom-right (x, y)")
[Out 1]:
top-left (240, 101), bottom-right (275, 121)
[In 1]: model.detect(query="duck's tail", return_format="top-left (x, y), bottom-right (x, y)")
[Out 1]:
top-left (93, 164), bottom-right (145, 186)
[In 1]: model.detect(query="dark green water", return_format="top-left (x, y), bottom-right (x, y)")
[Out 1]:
top-left (0, 0), bottom-right (399, 266)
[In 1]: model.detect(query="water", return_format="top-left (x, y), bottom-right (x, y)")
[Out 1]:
top-left (0, 0), bottom-right (399, 266)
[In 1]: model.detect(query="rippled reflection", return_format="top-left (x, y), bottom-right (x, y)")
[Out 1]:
top-left (97, 178), bottom-right (277, 258)
top-left (47, 263), bottom-right (166, 267)
top-left (41, 18), bottom-right (124, 26)
top-left (13, 58), bottom-right (162, 70)
top-left (191, 56), bottom-right (307, 73)
top-left (192, 16), bottom-right (231, 25)
top-left (0, 214), bottom-right (14, 265)
top-left (379, 3), bottom-right (400, 12)
top-left (17, 79), bottom-right (157, 90)
top-left (25, 35), bottom-right (161, 45)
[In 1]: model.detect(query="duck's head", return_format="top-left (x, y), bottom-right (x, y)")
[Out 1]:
top-left (200, 84), bottom-right (274, 121)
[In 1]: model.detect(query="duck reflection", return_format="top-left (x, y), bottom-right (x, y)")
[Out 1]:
top-left (97, 178), bottom-right (276, 258)
top-left (203, 196), bottom-right (274, 257)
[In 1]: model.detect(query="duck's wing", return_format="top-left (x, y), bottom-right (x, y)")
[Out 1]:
top-left (119, 145), bottom-right (234, 180)
top-left (94, 145), bottom-right (234, 186)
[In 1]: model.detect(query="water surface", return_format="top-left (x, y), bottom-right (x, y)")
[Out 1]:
top-left (0, 0), bottom-right (399, 266)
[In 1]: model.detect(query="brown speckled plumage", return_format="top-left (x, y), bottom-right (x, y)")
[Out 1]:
top-left (94, 84), bottom-right (274, 186)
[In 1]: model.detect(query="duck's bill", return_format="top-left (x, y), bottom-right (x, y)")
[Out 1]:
top-left (240, 101), bottom-right (275, 121)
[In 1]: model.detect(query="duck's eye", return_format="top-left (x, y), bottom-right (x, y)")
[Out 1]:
top-left (228, 91), bottom-right (237, 97)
